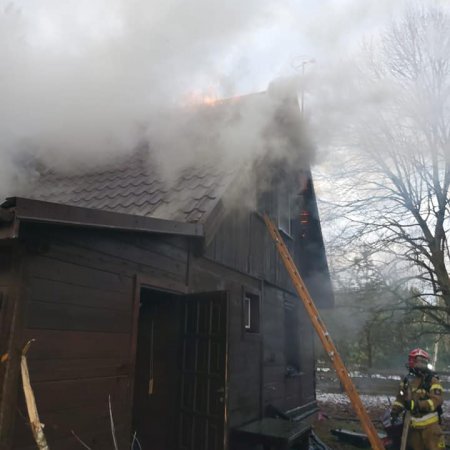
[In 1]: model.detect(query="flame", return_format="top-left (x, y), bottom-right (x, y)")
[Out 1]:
top-left (181, 86), bottom-right (245, 109)
top-left (182, 87), bottom-right (221, 108)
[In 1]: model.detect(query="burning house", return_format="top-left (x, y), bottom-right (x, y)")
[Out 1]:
top-left (0, 88), bottom-right (333, 450)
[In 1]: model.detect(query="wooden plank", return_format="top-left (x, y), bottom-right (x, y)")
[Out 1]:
top-left (50, 238), bottom-right (188, 279)
top-left (190, 258), bottom-right (260, 293)
top-left (29, 277), bottom-right (129, 311)
top-left (17, 377), bottom-right (129, 414)
top-left (23, 329), bottom-right (129, 361)
top-left (235, 210), bottom-right (249, 273)
top-left (0, 246), bottom-right (12, 273)
top-left (15, 198), bottom-right (202, 238)
top-left (46, 242), bottom-right (187, 286)
top-left (27, 300), bottom-right (132, 333)
top-left (23, 225), bottom-right (189, 278)
top-left (27, 255), bottom-right (131, 294)
top-left (249, 214), bottom-right (265, 278)
top-left (117, 233), bottom-right (189, 261)
top-left (27, 358), bottom-right (130, 382)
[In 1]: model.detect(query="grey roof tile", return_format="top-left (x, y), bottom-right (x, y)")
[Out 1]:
top-left (24, 146), bottom-right (238, 224)
top-left (20, 91), bottom-right (307, 224)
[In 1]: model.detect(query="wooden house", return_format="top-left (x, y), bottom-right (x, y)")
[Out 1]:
top-left (0, 90), bottom-right (333, 450)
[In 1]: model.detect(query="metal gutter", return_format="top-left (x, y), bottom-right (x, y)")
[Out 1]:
top-left (1, 197), bottom-right (204, 239)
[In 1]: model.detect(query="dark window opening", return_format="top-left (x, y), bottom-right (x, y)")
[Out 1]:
top-left (244, 292), bottom-right (260, 333)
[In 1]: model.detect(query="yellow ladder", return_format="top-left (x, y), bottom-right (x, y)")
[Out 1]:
top-left (263, 213), bottom-right (385, 450)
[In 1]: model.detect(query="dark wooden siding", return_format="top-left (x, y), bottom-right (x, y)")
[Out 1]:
top-left (0, 244), bottom-right (22, 449)
top-left (204, 200), bottom-right (320, 420)
top-left (0, 244), bottom-right (14, 358)
top-left (205, 211), bottom-right (296, 291)
top-left (205, 174), bottom-right (334, 309)
top-left (262, 285), bottom-right (315, 412)
top-left (12, 224), bottom-right (189, 450)
top-left (5, 197), bottom-right (324, 449)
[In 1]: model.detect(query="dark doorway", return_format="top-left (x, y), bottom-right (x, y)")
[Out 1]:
top-left (132, 288), bottom-right (182, 450)
top-left (132, 289), bottom-right (228, 450)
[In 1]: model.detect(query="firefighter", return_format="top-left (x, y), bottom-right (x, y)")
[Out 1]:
top-left (390, 348), bottom-right (445, 450)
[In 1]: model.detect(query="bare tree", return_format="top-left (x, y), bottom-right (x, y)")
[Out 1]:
top-left (319, 5), bottom-right (450, 335)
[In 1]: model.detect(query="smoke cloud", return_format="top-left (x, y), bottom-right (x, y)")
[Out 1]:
top-left (0, 0), bottom-right (419, 198)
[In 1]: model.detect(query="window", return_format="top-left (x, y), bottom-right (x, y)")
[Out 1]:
top-left (278, 191), bottom-right (292, 236)
top-left (244, 297), bottom-right (251, 329)
top-left (243, 292), bottom-right (260, 333)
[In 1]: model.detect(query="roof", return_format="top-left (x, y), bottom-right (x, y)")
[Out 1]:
top-left (5, 86), bottom-right (312, 230)
top-left (24, 147), bottom-right (236, 224)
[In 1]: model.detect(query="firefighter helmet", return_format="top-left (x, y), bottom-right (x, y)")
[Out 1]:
top-left (408, 348), bottom-right (430, 370)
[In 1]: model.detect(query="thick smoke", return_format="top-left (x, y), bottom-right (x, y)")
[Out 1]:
top-left (0, 0), bottom-right (414, 198)
top-left (0, 0), bottom-right (277, 195)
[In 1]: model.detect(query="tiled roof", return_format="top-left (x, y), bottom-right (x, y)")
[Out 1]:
top-left (22, 87), bottom-right (308, 224)
top-left (28, 147), bottom-right (236, 224)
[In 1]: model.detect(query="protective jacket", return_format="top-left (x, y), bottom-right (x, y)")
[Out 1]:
top-left (391, 370), bottom-right (445, 450)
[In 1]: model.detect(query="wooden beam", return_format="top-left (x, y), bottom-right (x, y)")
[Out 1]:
top-left (8, 197), bottom-right (204, 238)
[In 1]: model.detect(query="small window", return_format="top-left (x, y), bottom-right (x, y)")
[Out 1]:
top-left (278, 192), bottom-right (291, 236)
top-left (243, 292), bottom-right (260, 333)
top-left (244, 297), bottom-right (251, 329)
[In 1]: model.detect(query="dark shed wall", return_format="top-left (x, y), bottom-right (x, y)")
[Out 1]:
top-left (12, 224), bottom-right (189, 450)
top-left (205, 211), bottom-right (295, 290)
top-left (262, 285), bottom-right (315, 413)
top-left (0, 245), bottom-right (14, 366)
top-left (205, 174), bottom-right (334, 309)
top-left (202, 205), bottom-right (319, 422)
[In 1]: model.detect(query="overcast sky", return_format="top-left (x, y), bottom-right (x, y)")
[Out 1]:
top-left (3, 0), bottom-right (409, 95)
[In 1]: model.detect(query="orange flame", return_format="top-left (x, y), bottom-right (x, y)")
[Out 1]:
top-left (182, 87), bottom-right (221, 108)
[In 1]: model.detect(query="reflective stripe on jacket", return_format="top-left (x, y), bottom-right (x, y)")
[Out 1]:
top-left (410, 412), bottom-right (439, 428)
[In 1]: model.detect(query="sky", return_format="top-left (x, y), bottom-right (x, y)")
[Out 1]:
top-left (0, 0), bottom-right (432, 197)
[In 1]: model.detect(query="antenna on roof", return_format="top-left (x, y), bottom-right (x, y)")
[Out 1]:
top-left (291, 56), bottom-right (316, 117)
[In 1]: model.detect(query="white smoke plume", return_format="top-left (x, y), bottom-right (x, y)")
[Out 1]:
top-left (0, 0), bottom-right (416, 197)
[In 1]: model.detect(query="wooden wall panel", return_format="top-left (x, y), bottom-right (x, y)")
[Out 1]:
top-left (27, 300), bottom-right (131, 333)
top-left (28, 277), bottom-right (129, 311)
top-left (0, 245), bottom-right (12, 286)
top-left (23, 329), bottom-right (129, 361)
top-left (9, 224), bottom-right (191, 449)
top-left (226, 287), bottom-right (262, 427)
top-left (28, 255), bottom-right (131, 293)
top-left (248, 213), bottom-right (265, 278)
top-left (261, 285), bottom-right (316, 414)
top-left (0, 244), bottom-right (27, 449)
top-left (21, 224), bottom-right (188, 283)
